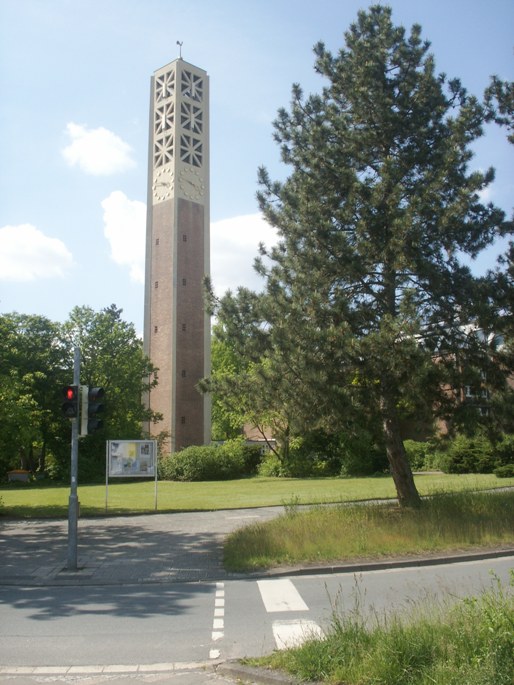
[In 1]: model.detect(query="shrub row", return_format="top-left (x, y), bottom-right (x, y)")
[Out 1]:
top-left (158, 439), bottom-right (262, 481)
top-left (404, 434), bottom-right (514, 476)
top-left (158, 433), bottom-right (514, 483)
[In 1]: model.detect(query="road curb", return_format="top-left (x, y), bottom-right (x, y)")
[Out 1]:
top-left (252, 547), bottom-right (514, 580)
top-left (0, 548), bottom-right (513, 588)
top-left (216, 661), bottom-right (303, 685)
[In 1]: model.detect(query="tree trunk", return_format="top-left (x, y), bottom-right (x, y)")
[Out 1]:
top-left (380, 389), bottom-right (422, 508)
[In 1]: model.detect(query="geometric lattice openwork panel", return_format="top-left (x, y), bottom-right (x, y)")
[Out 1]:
top-left (180, 134), bottom-right (202, 167)
top-left (180, 102), bottom-right (203, 134)
top-left (153, 68), bottom-right (176, 169)
top-left (155, 101), bottom-right (174, 136)
top-left (181, 70), bottom-right (203, 102)
top-left (154, 134), bottom-right (174, 168)
top-left (155, 69), bottom-right (175, 102)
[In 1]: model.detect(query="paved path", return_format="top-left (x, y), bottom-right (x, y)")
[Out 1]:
top-left (1, 505), bottom-right (512, 587)
top-left (0, 507), bottom-right (287, 586)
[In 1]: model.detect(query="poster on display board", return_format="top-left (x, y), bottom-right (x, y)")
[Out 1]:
top-left (105, 440), bottom-right (158, 510)
top-left (107, 440), bottom-right (156, 477)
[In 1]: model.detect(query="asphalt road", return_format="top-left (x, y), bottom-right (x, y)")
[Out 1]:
top-left (1, 555), bottom-right (513, 684)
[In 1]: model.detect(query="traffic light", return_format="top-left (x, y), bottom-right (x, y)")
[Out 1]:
top-left (80, 386), bottom-right (105, 436)
top-left (62, 385), bottom-right (79, 418)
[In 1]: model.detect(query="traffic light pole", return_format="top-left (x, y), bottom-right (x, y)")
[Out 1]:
top-left (67, 347), bottom-right (80, 570)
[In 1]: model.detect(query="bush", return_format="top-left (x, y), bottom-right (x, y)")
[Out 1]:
top-left (493, 434), bottom-right (514, 467)
top-left (224, 439), bottom-right (262, 476)
top-left (288, 433), bottom-right (347, 477)
top-left (258, 452), bottom-right (287, 477)
top-left (158, 439), bottom-right (260, 481)
top-left (403, 440), bottom-right (432, 470)
top-left (494, 464), bottom-right (514, 478)
top-left (256, 431), bottom-right (388, 478)
top-left (422, 445), bottom-right (447, 471)
top-left (339, 444), bottom-right (388, 477)
top-left (439, 434), bottom-right (496, 474)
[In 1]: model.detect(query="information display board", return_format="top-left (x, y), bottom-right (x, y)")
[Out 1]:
top-left (105, 440), bottom-right (158, 511)
top-left (107, 440), bottom-right (156, 477)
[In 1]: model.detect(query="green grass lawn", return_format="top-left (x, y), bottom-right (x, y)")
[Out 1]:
top-left (1, 472), bottom-right (513, 518)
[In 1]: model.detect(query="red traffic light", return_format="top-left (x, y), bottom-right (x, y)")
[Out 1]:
top-left (62, 385), bottom-right (79, 418)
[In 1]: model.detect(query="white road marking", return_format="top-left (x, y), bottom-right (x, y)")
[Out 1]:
top-left (272, 619), bottom-right (324, 649)
top-left (258, 579), bottom-right (324, 650)
top-left (225, 515), bottom-right (261, 520)
top-left (210, 582), bottom-right (225, 658)
top-left (257, 579), bottom-right (309, 612)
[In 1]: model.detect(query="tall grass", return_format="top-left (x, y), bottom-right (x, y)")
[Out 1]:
top-left (224, 490), bottom-right (514, 571)
top-left (254, 573), bottom-right (514, 685)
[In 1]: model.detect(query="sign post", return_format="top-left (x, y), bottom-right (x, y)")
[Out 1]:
top-left (67, 347), bottom-right (80, 570)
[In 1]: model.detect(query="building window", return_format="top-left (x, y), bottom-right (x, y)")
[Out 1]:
top-left (155, 238), bottom-right (160, 245)
top-left (181, 416), bottom-right (186, 425)
top-left (154, 326), bottom-right (158, 334)
top-left (181, 369), bottom-right (186, 378)
top-left (182, 278), bottom-right (187, 286)
top-left (155, 281), bottom-right (159, 289)
top-left (181, 323), bottom-right (186, 331)
top-left (183, 234), bottom-right (187, 242)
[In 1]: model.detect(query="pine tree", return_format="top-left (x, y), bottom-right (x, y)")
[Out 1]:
top-left (214, 6), bottom-right (509, 506)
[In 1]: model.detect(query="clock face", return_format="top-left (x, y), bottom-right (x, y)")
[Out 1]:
top-left (179, 168), bottom-right (205, 202)
top-left (152, 167), bottom-right (174, 203)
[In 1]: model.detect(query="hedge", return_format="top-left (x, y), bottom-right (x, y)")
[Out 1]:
top-left (158, 439), bottom-right (262, 481)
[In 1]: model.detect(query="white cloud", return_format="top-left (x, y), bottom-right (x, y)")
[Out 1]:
top-left (210, 213), bottom-right (277, 295)
top-left (101, 191), bottom-right (146, 283)
top-left (62, 122), bottom-right (136, 175)
top-left (0, 224), bottom-right (74, 282)
top-left (99, 201), bottom-right (277, 293)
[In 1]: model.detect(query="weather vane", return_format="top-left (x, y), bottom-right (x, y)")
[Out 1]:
top-left (177, 41), bottom-right (183, 59)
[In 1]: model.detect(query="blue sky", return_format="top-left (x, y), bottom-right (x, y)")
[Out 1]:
top-left (1, 0), bottom-right (512, 334)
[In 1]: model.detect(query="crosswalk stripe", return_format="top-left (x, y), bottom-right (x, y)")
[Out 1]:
top-left (272, 619), bottom-right (324, 649)
top-left (257, 579), bottom-right (309, 613)
top-left (210, 582), bottom-right (225, 658)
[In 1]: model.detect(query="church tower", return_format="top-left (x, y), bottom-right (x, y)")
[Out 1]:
top-left (143, 58), bottom-right (211, 452)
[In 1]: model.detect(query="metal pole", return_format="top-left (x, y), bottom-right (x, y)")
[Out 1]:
top-left (105, 441), bottom-right (109, 513)
top-left (154, 441), bottom-right (158, 511)
top-left (67, 347), bottom-right (80, 570)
